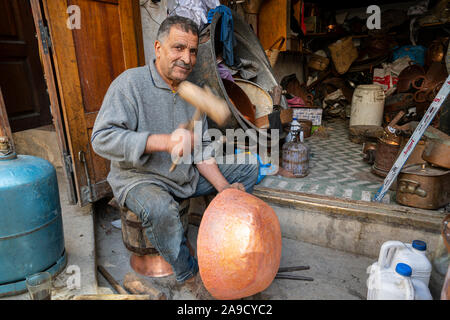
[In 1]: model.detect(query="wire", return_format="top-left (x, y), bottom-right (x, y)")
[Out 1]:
top-left (140, 0), bottom-right (164, 25)
top-left (168, 1), bottom-right (180, 16)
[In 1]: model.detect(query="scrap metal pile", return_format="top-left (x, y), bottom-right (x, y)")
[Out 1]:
top-left (277, 0), bottom-right (450, 211)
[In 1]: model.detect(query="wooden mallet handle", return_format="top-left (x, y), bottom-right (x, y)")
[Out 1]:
top-left (169, 109), bottom-right (203, 172)
top-left (168, 81), bottom-right (230, 172)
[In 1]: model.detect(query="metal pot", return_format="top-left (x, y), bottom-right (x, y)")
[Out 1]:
top-left (396, 163), bottom-right (450, 210)
top-left (363, 141), bottom-right (377, 165)
top-left (372, 137), bottom-right (401, 177)
top-left (422, 138), bottom-right (450, 170)
top-left (426, 39), bottom-right (446, 65)
top-left (398, 137), bottom-right (427, 166)
top-left (222, 79), bottom-right (256, 124)
top-left (397, 63), bottom-right (426, 93)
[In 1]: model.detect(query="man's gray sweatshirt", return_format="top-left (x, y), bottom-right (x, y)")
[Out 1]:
top-left (91, 61), bottom-right (211, 207)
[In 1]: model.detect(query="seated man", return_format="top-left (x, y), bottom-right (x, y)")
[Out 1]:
top-left (91, 15), bottom-right (259, 296)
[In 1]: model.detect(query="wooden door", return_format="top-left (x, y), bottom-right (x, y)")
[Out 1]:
top-left (258, 0), bottom-right (301, 52)
top-left (0, 0), bottom-right (52, 132)
top-left (258, 0), bottom-right (289, 52)
top-left (41, 0), bottom-right (145, 206)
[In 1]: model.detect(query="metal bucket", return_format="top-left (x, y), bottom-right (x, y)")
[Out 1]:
top-left (187, 10), bottom-right (287, 140)
top-left (372, 138), bottom-right (401, 177)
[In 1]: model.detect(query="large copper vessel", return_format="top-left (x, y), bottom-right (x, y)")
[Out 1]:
top-left (197, 189), bottom-right (282, 300)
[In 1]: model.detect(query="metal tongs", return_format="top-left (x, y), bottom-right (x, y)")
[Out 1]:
top-left (275, 266), bottom-right (314, 281)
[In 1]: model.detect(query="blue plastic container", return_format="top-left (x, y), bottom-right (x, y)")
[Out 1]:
top-left (0, 154), bottom-right (66, 297)
top-left (235, 149), bottom-right (277, 184)
top-left (393, 45), bottom-right (427, 66)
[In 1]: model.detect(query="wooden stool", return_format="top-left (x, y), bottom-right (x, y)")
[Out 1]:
top-left (120, 199), bottom-right (191, 277)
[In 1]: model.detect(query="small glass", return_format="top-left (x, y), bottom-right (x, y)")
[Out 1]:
top-left (25, 272), bottom-right (52, 300)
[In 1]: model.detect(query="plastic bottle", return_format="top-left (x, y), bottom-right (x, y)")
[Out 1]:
top-left (367, 263), bottom-right (415, 300)
top-left (367, 262), bottom-right (433, 300)
top-left (412, 279), bottom-right (433, 300)
top-left (282, 130), bottom-right (310, 177)
top-left (379, 240), bottom-right (432, 286)
top-left (286, 118), bottom-right (301, 142)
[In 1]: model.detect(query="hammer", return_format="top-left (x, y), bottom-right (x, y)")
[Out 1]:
top-left (169, 81), bottom-right (230, 172)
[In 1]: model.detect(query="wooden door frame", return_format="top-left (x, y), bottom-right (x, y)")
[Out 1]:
top-left (33, 0), bottom-right (145, 206)
top-left (30, 0), bottom-right (77, 204)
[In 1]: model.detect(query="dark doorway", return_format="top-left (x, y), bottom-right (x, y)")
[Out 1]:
top-left (0, 0), bottom-right (52, 132)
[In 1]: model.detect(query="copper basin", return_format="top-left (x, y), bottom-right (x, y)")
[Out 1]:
top-left (129, 240), bottom-right (195, 278)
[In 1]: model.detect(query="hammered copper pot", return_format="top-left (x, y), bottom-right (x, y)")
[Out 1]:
top-left (197, 189), bottom-right (282, 300)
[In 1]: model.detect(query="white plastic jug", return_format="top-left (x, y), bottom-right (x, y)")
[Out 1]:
top-left (350, 84), bottom-right (385, 127)
top-left (367, 263), bottom-right (433, 300)
top-left (412, 279), bottom-right (433, 300)
top-left (378, 240), bottom-right (432, 286)
top-left (367, 263), bottom-right (415, 300)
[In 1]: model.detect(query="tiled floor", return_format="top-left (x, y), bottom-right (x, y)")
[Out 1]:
top-left (259, 118), bottom-right (396, 204)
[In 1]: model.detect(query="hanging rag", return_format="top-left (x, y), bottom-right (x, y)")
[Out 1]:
top-left (230, 57), bottom-right (259, 80)
top-left (168, 0), bottom-right (220, 29)
top-left (217, 63), bottom-right (235, 82)
top-left (207, 5), bottom-right (236, 66)
top-left (300, 1), bottom-right (307, 36)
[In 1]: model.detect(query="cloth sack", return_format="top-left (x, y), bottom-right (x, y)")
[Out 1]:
top-left (328, 37), bottom-right (358, 74)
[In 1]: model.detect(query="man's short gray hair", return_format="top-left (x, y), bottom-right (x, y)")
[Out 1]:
top-left (157, 15), bottom-right (199, 42)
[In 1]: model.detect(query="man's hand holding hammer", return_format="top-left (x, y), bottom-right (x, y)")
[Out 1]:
top-left (144, 125), bottom-right (194, 157)
top-left (144, 126), bottom-right (244, 193)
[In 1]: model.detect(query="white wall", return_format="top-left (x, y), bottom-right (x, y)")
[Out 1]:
top-left (140, 0), bottom-right (169, 64)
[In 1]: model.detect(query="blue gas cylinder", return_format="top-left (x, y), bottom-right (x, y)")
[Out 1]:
top-left (0, 153), bottom-right (67, 297)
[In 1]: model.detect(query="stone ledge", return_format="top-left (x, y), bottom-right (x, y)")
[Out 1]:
top-left (254, 187), bottom-right (445, 234)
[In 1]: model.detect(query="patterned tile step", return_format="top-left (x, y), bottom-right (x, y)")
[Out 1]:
top-left (259, 118), bottom-right (397, 203)
top-left (259, 175), bottom-right (395, 204)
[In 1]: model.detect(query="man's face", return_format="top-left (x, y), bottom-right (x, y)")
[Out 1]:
top-left (155, 26), bottom-right (198, 84)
